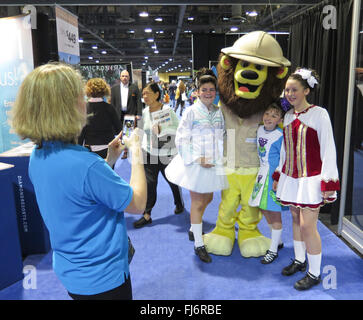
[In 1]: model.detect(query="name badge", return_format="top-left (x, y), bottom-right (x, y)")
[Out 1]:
top-left (245, 137), bottom-right (257, 144)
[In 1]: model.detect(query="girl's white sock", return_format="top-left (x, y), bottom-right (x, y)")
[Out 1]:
top-left (307, 252), bottom-right (322, 277)
top-left (269, 228), bottom-right (282, 253)
top-left (268, 224), bottom-right (283, 244)
top-left (293, 240), bottom-right (306, 263)
top-left (191, 223), bottom-right (204, 248)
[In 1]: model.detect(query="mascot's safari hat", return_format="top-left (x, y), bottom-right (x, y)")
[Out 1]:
top-left (221, 31), bottom-right (291, 67)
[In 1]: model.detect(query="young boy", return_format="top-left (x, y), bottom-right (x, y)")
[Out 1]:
top-left (249, 102), bottom-right (285, 264)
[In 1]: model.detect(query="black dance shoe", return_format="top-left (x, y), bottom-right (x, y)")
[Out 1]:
top-left (294, 272), bottom-right (321, 291)
top-left (133, 216), bottom-right (152, 229)
top-left (281, 259), bottom-right (307, 276)
top-left (260, 250), bottom-right (278, 264)
top-left (194, 246), bottom-right (212, 263)
top-left (174, 205), bottom-right (184, 214)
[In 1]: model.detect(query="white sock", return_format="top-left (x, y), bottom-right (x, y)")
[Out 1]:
top-left (293, 240), bottom-right (306, 263)
top-left (307, 253), bottom-right (322, 277)
top-left (269, 229), bottom-right (282, 253)
top-left (189, 226), bottom-right (193, 232)
top-left (268, 224), bottom-right (283, 244)
top-left (191, 223), bottom-right (204, 248)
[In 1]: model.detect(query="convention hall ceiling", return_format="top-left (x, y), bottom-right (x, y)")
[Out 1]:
top-left (0, 1), bottom-right (321, 72)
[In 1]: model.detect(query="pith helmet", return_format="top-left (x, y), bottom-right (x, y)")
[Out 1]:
top-left (221, 31), bottom-right (291, 67)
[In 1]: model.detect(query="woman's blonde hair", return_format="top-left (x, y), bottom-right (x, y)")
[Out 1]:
top-left (85, 78), bottom-right (110, 97)
top-left (12, 63), bottom-right (86, 145)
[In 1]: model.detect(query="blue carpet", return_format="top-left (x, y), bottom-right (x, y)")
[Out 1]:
top-left (1, 155), bottom-right (362, 300)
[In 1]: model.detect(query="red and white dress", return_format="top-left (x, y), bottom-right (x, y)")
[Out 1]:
top-left (272, 105), bottom-right (340, 209)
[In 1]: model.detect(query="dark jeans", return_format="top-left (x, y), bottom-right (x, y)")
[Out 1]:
top-left (68, 274), bottom-right (132, 300)
top-left (143, 151), bottom-right (184, 214)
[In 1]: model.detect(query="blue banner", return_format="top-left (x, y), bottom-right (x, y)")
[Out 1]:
top-left (0, 14), bottom-right (34, 153)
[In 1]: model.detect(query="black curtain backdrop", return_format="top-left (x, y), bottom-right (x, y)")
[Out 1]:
top-left (287, 0), bottom-right (353, 224)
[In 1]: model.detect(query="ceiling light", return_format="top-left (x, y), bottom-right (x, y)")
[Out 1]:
top-left (92, 45), bottom-right (98, 49)
top-left (158, 30), bottom-right (164, 34)
top-left (95, 60), bottom-right (99, 63)
top-left (223, 17), bottom-right (229, 21)
top-left (154, 50), bottom-right (159, 54)
top-left (88, 56), bottom-right (93, 60)
top-left (144, 56), bottom-right (148, 59)
top-left (147, 38), bottom-right (154, 42)
top-left (151, 45), bottom-right (157, 49)
top-left (230, 27), bottom-right (238, 32)
top-left (101, 50), bottom-right (107, 54)
top-left (188, 17), bottom-right (194, 21)
top-left (139, 11), bottom-right (149, 17)
top-left (127, 30), bottom-right (135, 34)
top-left (155, 17), bottom-right (163, 22)
top-left (144, 28), bottom-right (152, 33)
top-left (246, 11), bottom-right (258, 17)
top-left (78, 38), bottom-right (84, 43)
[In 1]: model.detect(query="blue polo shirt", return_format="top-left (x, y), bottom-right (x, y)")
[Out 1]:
top-left (29, 141), bottom-right (133, 295)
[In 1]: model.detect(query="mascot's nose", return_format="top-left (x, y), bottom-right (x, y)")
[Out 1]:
top-left (241, 70), bottom-right (258, 80)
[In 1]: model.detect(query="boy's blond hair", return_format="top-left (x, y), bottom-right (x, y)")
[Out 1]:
top-left (12, 63), bottom-right (86, 145)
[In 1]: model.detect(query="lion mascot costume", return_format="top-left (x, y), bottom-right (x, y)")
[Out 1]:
top-left (203, 31), bottom-right (291, 258)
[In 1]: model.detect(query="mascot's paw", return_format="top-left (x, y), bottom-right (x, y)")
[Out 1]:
top-left (238, 230), bottom-right (271, 258)
top-left (203, 231), bottom-right (235, 256)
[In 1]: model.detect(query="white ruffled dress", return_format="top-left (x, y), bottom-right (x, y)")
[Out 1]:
top-left (165, 99), bottom-right (228, 193)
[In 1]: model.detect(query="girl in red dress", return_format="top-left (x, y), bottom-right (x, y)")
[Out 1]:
top-left (273, 68), bottom-right (340, 291)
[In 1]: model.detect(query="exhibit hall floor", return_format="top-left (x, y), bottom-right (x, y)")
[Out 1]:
top-left (0, 152), bottom-right (362, 301)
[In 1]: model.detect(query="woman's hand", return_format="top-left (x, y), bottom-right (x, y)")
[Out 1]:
top-left (123, 128), bottom-right (142, 150)
top-left (151, 123), bottom-right (160, 135)
top-left (198, 157), bottom-right (215, 168)
top-left (106, 131), bottom-right (125, 167)
top-left (322, 190), bottom-right (335, 200)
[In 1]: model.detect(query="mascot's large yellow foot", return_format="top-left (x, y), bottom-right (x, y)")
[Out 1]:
top-left (238, 230), bottom-right (271, 258)
top-left (203, 227), bottom-right (235, 256)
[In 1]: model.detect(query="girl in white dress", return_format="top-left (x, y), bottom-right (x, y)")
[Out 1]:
top-left (273, 68), bottom-right (340, 290)
top-left (166, 68), bottom-right (228, 263)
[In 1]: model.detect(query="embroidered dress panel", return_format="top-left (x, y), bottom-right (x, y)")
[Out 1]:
top-left (282, 119), bottom-right (322, 179)
top-left (275, 106), bottom-right (340, 208)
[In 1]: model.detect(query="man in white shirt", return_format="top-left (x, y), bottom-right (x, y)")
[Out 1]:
top-left (111, 70), bottom-right (142, 158)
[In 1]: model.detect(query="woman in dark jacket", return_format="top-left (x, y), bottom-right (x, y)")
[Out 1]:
top-left (78, 78), bottom-right (122, 158)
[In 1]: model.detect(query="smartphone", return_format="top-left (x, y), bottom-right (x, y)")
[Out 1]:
top-left (121, 115), bottom-right (136, 145)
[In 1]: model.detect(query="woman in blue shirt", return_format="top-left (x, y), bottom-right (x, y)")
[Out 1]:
top-left (11, 63), bottom-right (147, 300)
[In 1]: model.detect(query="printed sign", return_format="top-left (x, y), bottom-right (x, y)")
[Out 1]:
top-left (79, 63), bottom-right (132, 87)
top-left (0, 14), bottom-right (34, 153)
top-left (55, 6), bottom-right (80, 65)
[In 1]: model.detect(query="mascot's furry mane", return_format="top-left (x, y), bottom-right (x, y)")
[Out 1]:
top-left (217, 53), bottom-right (287, 119)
